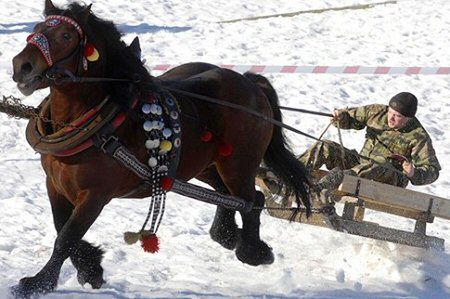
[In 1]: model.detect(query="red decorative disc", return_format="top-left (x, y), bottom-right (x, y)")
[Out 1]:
top-left (218, 142), bottom-right (233, 157)
top-left (84, 43), bottom-right (95, 57)
top-left (160, 176), bottom-right (174, 191)
top-left (201, 131), bottom-right (213, 142)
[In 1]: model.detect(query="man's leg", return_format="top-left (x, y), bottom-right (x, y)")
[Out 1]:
top-left (300, 141), bottom-right (359, 203)
top-left (298, 140), bottom-right (359, 173)
top-left (355, 163), bottom-right (409, 188)
top-left (257, 140), bottom-right (359, 196)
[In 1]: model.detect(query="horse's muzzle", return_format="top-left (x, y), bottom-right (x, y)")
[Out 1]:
top-left (12, 50), bottom-right (46, 96)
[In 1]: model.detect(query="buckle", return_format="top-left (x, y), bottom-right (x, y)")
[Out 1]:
top-left (99, 135), bottom-right (119, 154)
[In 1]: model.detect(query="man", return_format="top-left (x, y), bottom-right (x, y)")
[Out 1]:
top-left (300, 92), bottom-right (441, 190)
top-left (258, 92), bottom-right (441, 197)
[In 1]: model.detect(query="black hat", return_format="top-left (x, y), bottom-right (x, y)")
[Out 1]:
top-left (389, 92), bottom-right (418, 118)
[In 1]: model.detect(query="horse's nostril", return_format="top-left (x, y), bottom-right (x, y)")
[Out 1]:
top-left (21, 62), bottom-right (33, 75)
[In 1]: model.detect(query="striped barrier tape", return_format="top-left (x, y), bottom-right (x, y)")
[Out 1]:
top-left (149, 64), bottom-right (450, 75)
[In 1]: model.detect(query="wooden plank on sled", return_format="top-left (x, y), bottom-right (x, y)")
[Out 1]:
top-left (338, 196), bottom-right (434, 222)
top-left (338, 175), bottom-right (450, 220)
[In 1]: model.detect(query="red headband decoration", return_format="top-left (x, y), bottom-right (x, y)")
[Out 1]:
top-left (45, 15), bottom-right (84, 37)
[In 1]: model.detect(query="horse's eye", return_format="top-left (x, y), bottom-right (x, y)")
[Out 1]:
top-left (62, 33), bottom-right (72, 40)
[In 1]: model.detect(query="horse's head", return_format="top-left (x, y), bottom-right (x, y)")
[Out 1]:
top-left (12, 0), bottom-right (109, 96)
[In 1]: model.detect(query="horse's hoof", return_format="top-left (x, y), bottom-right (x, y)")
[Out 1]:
top-left (10, 276), bottom-right (56, 299)
top-left (77, 267), bottom-right (105, 289)
top-left (235, 239), bottom-right (274, 266)
top-left (209, 224), bottom-right (239, 250)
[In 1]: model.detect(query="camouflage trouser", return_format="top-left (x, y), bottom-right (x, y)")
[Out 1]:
top-left (299, 140), bottom-right (409, 188)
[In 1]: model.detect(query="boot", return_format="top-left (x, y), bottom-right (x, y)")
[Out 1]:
top-left (256, 167), bottom-right (283, 195)
top-left (316, 167), bottom-right (345, 191)
top-left (315, 168), bottom-right (357, 204)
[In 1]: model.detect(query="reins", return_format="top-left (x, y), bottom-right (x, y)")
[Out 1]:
top-left (48, 69), bottom-right (139, 84)
top-left (152, 86), bottom-right (407, 178)
top-left (41, 71), bottom-right (323, 142)
top-left (3, 70), bottom-right (406, 178)
top-left (279, 105), bottom-right (333, 117)
top-left (163, 86), bottom-right (321, 142)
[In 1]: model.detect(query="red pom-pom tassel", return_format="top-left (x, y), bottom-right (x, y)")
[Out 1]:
top-left (201, 131), bottom-right (213, 142)
top-left (218, 142), bottom-right (233, 157)
top-left (140, 233), bottom-right (159, 253)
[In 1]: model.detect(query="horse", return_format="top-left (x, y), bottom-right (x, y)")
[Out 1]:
top-left (10, 0), bottom-right (310, 297)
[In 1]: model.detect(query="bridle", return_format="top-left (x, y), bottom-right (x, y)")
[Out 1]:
top-left (26, 15), bottom-right (89, 83)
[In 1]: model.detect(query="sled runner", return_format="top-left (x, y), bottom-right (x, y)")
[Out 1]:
top-left (256, 172), bottom-right (449, 250)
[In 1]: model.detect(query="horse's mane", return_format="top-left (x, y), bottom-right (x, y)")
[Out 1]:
top-left (45, 2), bottom-right (155, 109)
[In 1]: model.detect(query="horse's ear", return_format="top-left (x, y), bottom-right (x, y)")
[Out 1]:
top-left (79, 4), bottom-right (93, 24)
top-left (44, 0), bottom-right (57, 15)
top-left (129, 37), bottom-right (142, 60)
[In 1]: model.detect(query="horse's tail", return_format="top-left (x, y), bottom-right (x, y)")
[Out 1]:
top-left (243, 72), bottom-right (311, 215)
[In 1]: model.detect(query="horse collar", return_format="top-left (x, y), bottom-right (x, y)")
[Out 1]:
top-left (25, 95), bottom-right (124, 156)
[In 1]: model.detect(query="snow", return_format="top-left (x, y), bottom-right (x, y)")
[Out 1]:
top-left (1, 0), bottom-right (450, 298)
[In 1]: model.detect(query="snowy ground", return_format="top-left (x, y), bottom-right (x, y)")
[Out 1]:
top-left (1, 0), bottom-right (450, 298)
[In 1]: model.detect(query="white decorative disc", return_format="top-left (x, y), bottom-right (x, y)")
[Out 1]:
top-left (148, 157), bottom-right (158, 167)
top-left (142, 104), bottom-right (151, 114)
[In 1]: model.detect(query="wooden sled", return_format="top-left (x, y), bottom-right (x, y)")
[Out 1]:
top-left (256, 174), bottom-right (450, 250)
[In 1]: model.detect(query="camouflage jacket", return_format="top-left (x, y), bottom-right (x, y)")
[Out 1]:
top-left (336, 104), bottom-right (441, 185)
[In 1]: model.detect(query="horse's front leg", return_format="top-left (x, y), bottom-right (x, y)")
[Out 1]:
top-left (46, 180), bottom-right (105, 290)
top-left (11, 191), bottom-right (108, 298)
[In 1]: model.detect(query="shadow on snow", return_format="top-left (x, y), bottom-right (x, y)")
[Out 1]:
top-left (0, 22), bottom-right (191, 35)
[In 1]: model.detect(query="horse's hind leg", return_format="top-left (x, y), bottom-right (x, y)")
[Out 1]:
top-left (196, 165), bottom-right (238, 250)
top-left (46, 181), bottom-right (105, 289)
top-left (216, 161), bottom-right (274, 266)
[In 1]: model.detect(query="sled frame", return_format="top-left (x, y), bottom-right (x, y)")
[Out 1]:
top-left (256, 175), bottom-right (446, 250)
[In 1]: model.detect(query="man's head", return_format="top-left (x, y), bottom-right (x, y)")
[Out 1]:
top-left (387, 92), bottom-right (418, 128)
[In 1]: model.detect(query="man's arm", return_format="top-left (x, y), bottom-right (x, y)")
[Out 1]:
top-left (407, 137), bottom-right (441, 185)
top-left (333, 105), bottom-right (369, 130)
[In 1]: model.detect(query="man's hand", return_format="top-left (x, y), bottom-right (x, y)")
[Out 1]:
top-left (332, 109), bottom-right (343, 123)
top-left (402, 160), bottom-right (415, 178)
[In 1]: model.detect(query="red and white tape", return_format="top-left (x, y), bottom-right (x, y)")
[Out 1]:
top-left (149, 64), bottom-right (450, 75)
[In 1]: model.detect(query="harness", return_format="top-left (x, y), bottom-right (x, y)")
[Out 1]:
top-left (25, 14), bottom-right (189, 249)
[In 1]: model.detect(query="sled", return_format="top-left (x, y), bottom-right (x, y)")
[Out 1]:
top-left (256, 173), bottom-right (449, 250)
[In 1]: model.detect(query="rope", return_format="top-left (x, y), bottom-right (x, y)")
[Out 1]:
top-left (280, 105), bottom-right (407, 176)
top-left (335, 121), bottom-right (347, 169)
top-left (318, 122), bottom-right (333, 141)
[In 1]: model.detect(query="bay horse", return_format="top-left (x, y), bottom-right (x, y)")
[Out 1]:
top-left (11, 0), bottom-right (310, 297)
